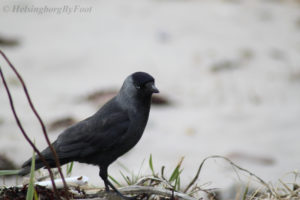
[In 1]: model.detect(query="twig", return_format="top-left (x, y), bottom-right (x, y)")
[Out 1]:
top-left (188, 186), bottom-right (219, 198)
top-left (0, 50), bottom-right (69, 199)
top-left (135, 176), bottom-right (173, 188)
top-left (85, 185), bottom-right (197, 200)
top-left (120, 185), bottom-right (196, 200)
top-left (0, 50), bottom-right (69, 197)
top-left (184, 155), bottom-right (272, 197)
top-left (161, 165), bottom-right (167, 181)
top-left (0, 67), bottom-right (60, 198)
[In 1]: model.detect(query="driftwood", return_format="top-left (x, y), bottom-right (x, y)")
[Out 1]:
top-left (120, 186), bottom-right (197, 200)
top-left (79, 185), bottom-right (200, 200)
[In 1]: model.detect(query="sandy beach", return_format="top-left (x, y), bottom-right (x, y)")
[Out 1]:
top-left (0, 0), bottom-right (300, 192)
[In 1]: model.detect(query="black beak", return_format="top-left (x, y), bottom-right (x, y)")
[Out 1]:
top-left (151, 84), bottom-right (159, 93)
top-left (145, 82), bottom-right (159, 93)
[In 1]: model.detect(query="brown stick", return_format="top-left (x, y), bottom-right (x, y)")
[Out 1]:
top-left (0, 50), bottom-right (69, 199)
top-left (0, 67), bottom-right (60, 198)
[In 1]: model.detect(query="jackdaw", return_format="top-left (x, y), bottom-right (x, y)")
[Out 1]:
top-left (19, 71), bottom-right (159, 199)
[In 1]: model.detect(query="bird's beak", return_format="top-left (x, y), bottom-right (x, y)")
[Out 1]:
top-left (145, 82), bottom-right (159, 93)
top-left (151, 83), bottom-right (159, 93)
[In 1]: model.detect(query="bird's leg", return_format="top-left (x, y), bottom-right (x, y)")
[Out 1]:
top-left (99, 166), bottom-right (137, 200)
top-left (99, 166), bottom-right (110, 192)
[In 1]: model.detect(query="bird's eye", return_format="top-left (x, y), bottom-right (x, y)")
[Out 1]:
top-left (135, 85), bottom-right (141, 90)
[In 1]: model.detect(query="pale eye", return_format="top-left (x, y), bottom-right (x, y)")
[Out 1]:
top-left (135, 85), bottom-right (141, 89)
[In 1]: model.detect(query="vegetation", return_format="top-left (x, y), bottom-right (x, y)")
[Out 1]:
top-left (1, 153), bottom-right (300, 199)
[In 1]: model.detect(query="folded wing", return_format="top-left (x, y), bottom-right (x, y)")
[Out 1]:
top-left (56, 109), bottom-right (130, 159)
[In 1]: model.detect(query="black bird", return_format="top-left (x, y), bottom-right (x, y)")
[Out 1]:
top-left (19, 72), bottom-right (159, 199)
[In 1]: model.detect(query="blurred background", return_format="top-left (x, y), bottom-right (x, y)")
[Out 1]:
top-left (0, 0), bottom-right (300, 193)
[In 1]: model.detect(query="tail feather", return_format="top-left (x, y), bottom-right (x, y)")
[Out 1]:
top-left (19, 142), bottom-right (66, 176)
top-left (19, 157), bottom-right (45, 176)
top-left (20, 143), bottom-right (58, 175)
top-left (18, 166), bottom-right (31, 176)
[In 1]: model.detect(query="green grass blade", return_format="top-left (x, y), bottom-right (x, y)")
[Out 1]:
top-left (108, 175), bottom-right (122, 187)
top-left (169, 166), bottom-right (180, 183)
top-left (26, 150), bottom-right (35, 200)
top-left (169, 157), bottom-right (184, 183)
top-left (66, 161), bottom-right (74, 177)
top-left (120, 171), bottom-right (131, 185)
top-left (149, 154), bottom-right (155, 177)
top-left (0, 170), bottom-right (19, 176)
top-left (34, 189), bottom-right (38, 200)
top-left (175, 175), bottom-right (181, 191)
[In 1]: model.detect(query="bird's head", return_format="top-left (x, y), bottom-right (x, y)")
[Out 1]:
top-left (118, 72), bottom-right (159, 104)
top-left (131, 72), bottom-right (159, 95)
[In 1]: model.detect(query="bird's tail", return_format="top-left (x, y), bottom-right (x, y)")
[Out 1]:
top-left (18, 157), bottom-right (45, 176)
top-left (17, 142), bottom-right (62, 176)
top-left (18, 166), bottom-right (30, 176)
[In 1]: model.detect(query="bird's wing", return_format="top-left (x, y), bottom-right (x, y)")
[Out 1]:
top-left (55, 107), bottom-right (130, 159)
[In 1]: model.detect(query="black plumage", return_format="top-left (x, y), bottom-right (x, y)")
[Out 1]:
top-left (19, 72), bottom-right (159, 199)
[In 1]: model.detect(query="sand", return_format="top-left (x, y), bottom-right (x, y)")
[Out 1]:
top-left (0, 0), bottom-right (300, 190)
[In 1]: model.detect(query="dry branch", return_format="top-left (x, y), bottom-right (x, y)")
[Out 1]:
top-left (0, 50), bottom-right (69, 199)
top-left (83, 185), bottom-right (197, 200)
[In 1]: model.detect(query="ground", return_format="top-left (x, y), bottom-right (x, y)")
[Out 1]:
top-left (0, 0), bottom-right (299, 193)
